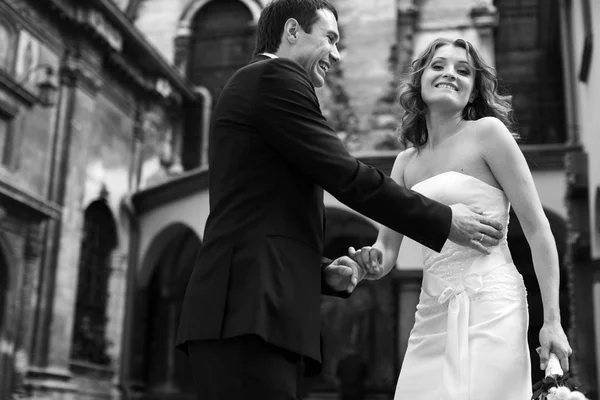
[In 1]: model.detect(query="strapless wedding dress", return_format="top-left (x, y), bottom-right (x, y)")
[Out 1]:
top-left (394, 171), bottom-right (532, 400)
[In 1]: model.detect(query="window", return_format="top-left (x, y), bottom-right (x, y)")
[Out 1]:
top-left (0, 19), bottom-right (16, 73)
top-left (71, 195), bottom-right (118, 366)
top-left (494, 0), bottom-right (567, 144)
top-left (0, 118), bottom-right (9, 165)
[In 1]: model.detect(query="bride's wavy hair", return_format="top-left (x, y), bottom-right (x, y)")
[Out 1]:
top-left (397, 38), bottom-right (515, 148)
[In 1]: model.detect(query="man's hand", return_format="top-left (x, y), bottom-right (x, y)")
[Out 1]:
top-left (348, 246), bottom-right (385, 280)
top-left (448, 203), bottom-right (504, 254)
top-left (323, 256), bottom-right (365, 293)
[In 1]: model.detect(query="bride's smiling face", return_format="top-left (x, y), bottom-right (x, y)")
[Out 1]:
top-left (420, 44), bottom-right (476, 112)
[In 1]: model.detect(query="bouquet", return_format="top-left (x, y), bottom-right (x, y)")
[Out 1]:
top-left (531, 352), bottom-right (588, 400)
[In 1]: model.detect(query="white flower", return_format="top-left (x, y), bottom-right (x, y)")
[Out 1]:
top-left (548, 387), bottom-right (574, 400)
top-left (569, 391), bottom-right (589, 400)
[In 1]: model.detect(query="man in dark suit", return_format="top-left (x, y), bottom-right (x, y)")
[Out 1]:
top-left (176, 1), bottom-right (503, 399)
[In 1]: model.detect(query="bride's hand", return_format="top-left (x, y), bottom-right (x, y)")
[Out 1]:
top-left (348, 246), bottom-right (384, 280)
top-left (538, 321), bottom-right (572, 371)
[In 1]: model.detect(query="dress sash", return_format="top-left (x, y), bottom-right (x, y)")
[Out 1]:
top-left (422, 245), bottom-right (513, 400)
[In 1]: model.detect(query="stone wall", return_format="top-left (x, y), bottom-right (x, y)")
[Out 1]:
top-left (0, 0), bottom-right (189, 398)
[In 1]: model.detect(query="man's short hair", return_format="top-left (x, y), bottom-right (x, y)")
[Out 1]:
top-left (254, 0), bottom-right (338, 56)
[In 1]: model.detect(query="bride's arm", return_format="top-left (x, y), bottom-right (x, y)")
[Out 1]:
top-left (352, 149), bottom-right (412, 279)
top-left (477, 116), bottom-right (571, 369)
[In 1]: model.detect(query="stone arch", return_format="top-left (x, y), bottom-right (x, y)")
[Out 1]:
top-left (0, 233), bottom-right (15, 400)
top-left (0, 232), bottom-right (13, 331)
top-left (177, 0), bottom-right (263, 35)
top-left (138, 222), bottom-right (200, 288)
top-left (175, 0), bottom-right (259, 167)
top-left (129, 223), bottom-right (201, 398)
top-left (0, 228), bottom-right (20, 340)
top-left (186, 0), bottom-right (257, 101)
top-left (71, 197), bottom-right (119, 365)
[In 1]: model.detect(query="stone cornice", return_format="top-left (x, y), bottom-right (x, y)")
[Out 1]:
top-left (0, 176), bottom-right (62, 221)
top-left (37, 0), bottom-right (196, 103)
top-left (89, 0), bottom-right (197, 102)
top-left (131, 166), bottom-right (209, 214)
top-left (0, 69), bottom-right (37, 110)
top-left (129, 144), bottom-right (573, 216)
top-left (61, 55), bottom-right (104, 95)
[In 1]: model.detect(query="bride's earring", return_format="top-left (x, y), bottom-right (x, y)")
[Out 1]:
top-left (467, 104), bottom-right (476, 120)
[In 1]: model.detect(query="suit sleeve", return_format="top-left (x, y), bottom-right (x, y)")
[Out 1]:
top-left (257, 58), bottom-right (452, 252)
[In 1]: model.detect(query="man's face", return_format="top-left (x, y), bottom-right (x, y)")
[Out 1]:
top-left (291, 9), bottom-right (341, 88)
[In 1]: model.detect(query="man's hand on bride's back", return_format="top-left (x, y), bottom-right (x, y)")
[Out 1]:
top-left (448, 204), bottom-right (504, 254)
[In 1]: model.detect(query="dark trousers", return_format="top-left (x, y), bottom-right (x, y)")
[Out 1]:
top-left (187, 334), bottom-right (303, 400)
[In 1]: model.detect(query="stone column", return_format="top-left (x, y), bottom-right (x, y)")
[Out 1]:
top-left (564, 149), bottom-right (598, 390)
top-left (564, 149), bottom-right (598, 392)
top-left (27, 53), bottom-right (101, 396)
top-left (17, 223), bottom-right (45, 356)
top-left (130, 104), bottom-right (146, 191)
top-left (12, 222), bottom-right (44, 398)
top-left (29, 53), bottom-right (79, 374)
top-left (0, 223), bottom-right (25, 400)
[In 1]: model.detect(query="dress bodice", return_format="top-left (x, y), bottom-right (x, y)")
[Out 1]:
top-left (410, 171), bottom-right (526, 314)
top-left (411, 170), bottom-right (511, 277)
top-left (395, 171), bottom-right (530, 400)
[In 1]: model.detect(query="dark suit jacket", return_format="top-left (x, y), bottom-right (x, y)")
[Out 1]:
top-left (176, 56), bottom-right (452, 374)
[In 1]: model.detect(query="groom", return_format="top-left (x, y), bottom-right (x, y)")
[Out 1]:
top-left (176, 1), bottom-right (504, 399)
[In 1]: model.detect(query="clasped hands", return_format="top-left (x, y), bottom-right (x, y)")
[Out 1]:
top-left (323, 246), bottom-right (384, 293)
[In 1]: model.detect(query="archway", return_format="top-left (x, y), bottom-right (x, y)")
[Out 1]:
top-left (507, 208), bottom-right (570, 384)
top-left (0, 233), bottom-right (15, 399)
top-left (71, 197), bottom-right (119, 365)
top-left (133, 224), bottom-right (201, 399)
top-left (304, 208), bottom-right (397, 398)
top-left (187, 0), bottom-right (256, 104)
top-left (0, 247), bottom-right (6, 332)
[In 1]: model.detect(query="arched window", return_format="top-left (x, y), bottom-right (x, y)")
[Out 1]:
top-left (188, 0), bottom-right (256, 103)
top-left (71, 196), bottom-right (118, 365)
top-left (0, 248), bottom-right (7, 332)
top-left (494, 0), bottom-right (566, 144)
top-left (0, 18), bottom-right (18, 168)
top-left (182, 0), bottom-right (257, 169)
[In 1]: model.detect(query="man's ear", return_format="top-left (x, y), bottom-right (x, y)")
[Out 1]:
top-left (283, 18), bottom-right (300, 43)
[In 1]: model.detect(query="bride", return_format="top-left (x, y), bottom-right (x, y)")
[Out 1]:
top-left (349, 38), bottom-right (572, 399)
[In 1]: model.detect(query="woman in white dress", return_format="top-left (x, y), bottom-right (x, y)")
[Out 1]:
top-left (349, 38), bottom-right (572, 400)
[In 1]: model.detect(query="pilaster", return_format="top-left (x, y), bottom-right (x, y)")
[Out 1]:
top-left (564, 148), bottom-right (598, 393)
top-left (27, 53), bottom-right (101, 396)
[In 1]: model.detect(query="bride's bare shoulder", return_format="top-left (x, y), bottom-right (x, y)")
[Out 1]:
top-left (395, 147), bottom-right (418, 164)
top-left (391, 147), bottom-right (418, 186)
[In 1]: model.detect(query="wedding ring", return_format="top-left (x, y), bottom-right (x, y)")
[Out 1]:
top-left (478, 233), bottom-right (484, 242)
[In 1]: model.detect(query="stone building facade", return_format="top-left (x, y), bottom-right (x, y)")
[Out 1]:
top-left (0, 0), bottom-right (197, 398)
top-left (562, 0), bottom-right (600, 396)
top-left (0, 0), bottom-right (597, 399)
top-left (127, 0), bottom-right (598, 399)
